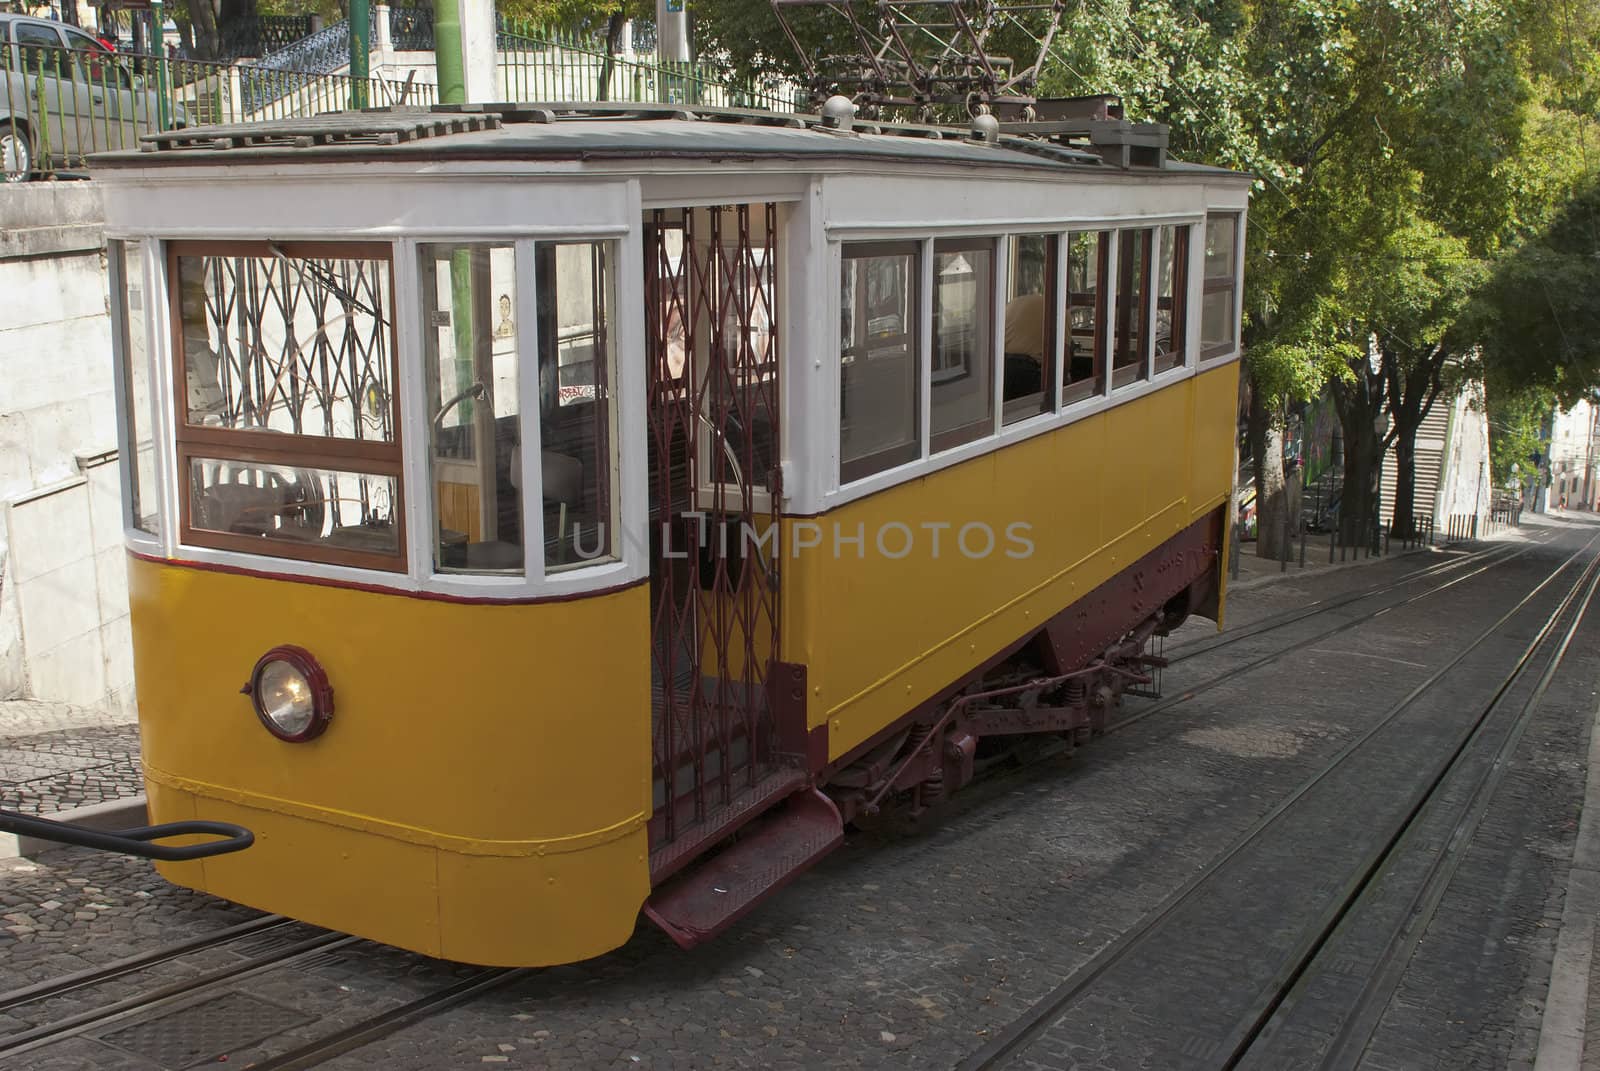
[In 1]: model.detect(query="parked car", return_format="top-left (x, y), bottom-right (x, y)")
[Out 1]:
top-left (1, 13), bottom-right (187, 181)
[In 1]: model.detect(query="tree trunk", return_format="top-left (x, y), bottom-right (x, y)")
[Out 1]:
top-left (1331, 356), bottom-right (1386, 549)
top-left (1391, 428), bottom-right (1417, 539)
top-left (1257, 422), bottom-right (1289, 559)
top-left (1383, 346), bottom-right (1447, 541)
top-left (186, 0), bottom-right (219, 61)
top-left (597, 12), bottom-right (625, 101)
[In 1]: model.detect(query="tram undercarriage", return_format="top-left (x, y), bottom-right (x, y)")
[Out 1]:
top-left (642, 510), bottom-right (1224, 948)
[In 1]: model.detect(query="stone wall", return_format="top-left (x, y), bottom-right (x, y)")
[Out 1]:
top-left (0, 185), bottom-right (133, 715)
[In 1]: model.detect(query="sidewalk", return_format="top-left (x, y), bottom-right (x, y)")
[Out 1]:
top-left (0, 697), bottom-right (141, 820)
top-left (1227, 519), bottom-right (1542, 594)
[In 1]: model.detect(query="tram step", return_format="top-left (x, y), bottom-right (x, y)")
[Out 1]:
top-left (643, 788), bottom-right (843, 949)
top-left (650, 765), bottom-right (809, 885)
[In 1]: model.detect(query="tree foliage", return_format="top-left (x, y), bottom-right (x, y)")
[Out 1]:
top-left (530, 0), bottom-right (1600, 534)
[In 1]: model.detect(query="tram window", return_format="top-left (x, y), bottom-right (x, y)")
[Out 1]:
top-left (178, 250), bottom-right (396, 445)
top-left (840, 242), bottom-right (920, 483)
top-left (538, 241), bottom-right (619, 573)
top-left (112, 239), bottom-right (158, 534)
top-left (187, 458), bottom-right (399, 557)
top-left (1202, 213), bottom-right (1240, 358)
top-left (1112, 228), bottom-right (1153, 389)
top-left (1002, 234), bottom-right (1057, 425)
top-left (420, 243), bottom-right (524, 574)
top-left (931, 237), bottom-right (996, 452)
top-left (1063, 231), bottom-right (1108, 404)
top-left (1153, 225), bottom-right (1189, 374)
top-left (171, 243), bottom-right (404, 571)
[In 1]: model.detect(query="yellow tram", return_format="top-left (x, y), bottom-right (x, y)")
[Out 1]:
top-left (92, 99), bottom-right (1249, 966)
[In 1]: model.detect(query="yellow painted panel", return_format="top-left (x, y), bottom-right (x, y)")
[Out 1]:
top-left (791, 378), bottom-right (1232, 761)
top-left (159, 791), bottom-right (445, 959)
top-left (435, 827), bottom-right (648, 965)
top-left (1190, 363), bottom-right (1240, 519)
top-left (130, 561), bottom-right (650, 844)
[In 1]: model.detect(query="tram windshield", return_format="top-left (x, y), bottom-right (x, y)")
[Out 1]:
top-left (174, 243), bottom-right (403, 570)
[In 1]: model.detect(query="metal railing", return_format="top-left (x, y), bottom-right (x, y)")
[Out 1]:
top-left (2, 42), bottom-right (434, 180)
top-left (495, 17), bottom-right (802, 111)
top-left (217, 15), bottom-right (317, 62)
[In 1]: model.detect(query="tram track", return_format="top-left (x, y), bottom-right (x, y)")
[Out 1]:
top-left (0, 926), bottom-right (355, 1061)
top-left (956, 531), bottom-right (1600, 1071)
top-left (1239, 546), bottom-right (1600, 1071)
top-left (1108, 537), bottom-right (1545, 736)
top-left (0, 915), bottom-right (533, 1069)
top-left (1165, 538), bottom-right (1527, 665)
top-left (0, 912), bottom-right (290, 1015)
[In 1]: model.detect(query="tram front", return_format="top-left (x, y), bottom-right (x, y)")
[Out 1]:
top-left (100, 119), bottom-right (658, 966)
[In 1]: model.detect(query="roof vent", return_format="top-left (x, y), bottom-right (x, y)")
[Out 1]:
top-left (969, 113), bottom-right (999, 145)
top-left (819, 95), bottom-right (857, 133)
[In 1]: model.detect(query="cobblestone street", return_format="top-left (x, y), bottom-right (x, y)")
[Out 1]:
top-left (4, 517), bottom-right (1600, 1069)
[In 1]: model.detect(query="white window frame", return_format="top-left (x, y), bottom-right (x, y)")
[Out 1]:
top-left (825, 212), bottom-right (1210, 510)
top-left (1198, 209), bottom-right (1247, 367)
top-left (115, 224), bottom-right (642, 602)
top-left (109, 237), bottom-right (167, 555)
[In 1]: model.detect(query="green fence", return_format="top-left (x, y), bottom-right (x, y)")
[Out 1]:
top-left (495, 19), bottom-right (802, 112)
top-left (1, 19), bottom-right (797, 181)
top-left (1, 41), bottom-right (432, 181)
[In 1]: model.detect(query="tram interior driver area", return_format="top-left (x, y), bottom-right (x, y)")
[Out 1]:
top-left (179, 240), bottom-right (618, 575)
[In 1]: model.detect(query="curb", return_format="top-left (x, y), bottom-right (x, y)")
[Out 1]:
top-left (0, 795), bottom-right (149, 861)
top-left (1226, 544), bottom-right (1437, 594)
top-left (1533, 690), bottom-right (1600, 1071)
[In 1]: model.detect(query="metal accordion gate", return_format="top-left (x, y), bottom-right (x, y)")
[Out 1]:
top-left (644, 203), bottom-right (787, 860)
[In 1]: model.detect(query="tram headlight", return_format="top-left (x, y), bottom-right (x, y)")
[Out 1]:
top-left (242, 646), bottom-right (333, 742)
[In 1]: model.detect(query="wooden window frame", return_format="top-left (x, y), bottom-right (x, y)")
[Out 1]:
top-left (1153, 225), bottom-right (1190, 375)
top-left (168, 239), bottom-right (407, 572)
top-left (1063, 230), bottom-right (1111, 405)
top-left (1112, 228), bottom-right (1154, 390)
top-left (1201, 213), bottom-right (1241, 361)
top-left (840, 239), bottom-right (923, 485)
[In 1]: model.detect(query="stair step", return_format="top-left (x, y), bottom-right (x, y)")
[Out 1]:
top-left (650, 765), bottom-right (809, 885)
top-left (643, 788), bottom-right (843, 950)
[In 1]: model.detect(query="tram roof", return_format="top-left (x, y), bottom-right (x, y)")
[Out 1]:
top-left (90, 103), bottom-right (1246, 180)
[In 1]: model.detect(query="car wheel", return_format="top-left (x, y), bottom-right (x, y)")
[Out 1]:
top-left (1, 124), bottom-right (33, 183)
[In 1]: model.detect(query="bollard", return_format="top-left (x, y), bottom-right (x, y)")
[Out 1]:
top-left (1329, 524), bottom-right (1336, 564)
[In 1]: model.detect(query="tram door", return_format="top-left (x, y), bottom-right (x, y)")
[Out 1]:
top-left (644, 204), bottom-right (784, 849)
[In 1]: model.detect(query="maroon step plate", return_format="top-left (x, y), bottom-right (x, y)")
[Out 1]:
top-left (643, 788), bottom-right (844, 949)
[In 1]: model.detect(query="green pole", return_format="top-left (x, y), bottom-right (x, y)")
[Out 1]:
top-left (350, 0), bottom-right (370, 109)
top-left (150, 0), bottom-right (171, 130)
top-left (433, 0), bottom-right (465, 105)
top-left (433, 2), bottom-right (473, 425)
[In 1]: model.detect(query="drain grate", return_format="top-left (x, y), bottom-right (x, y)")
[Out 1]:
top-left (99, 991), bottom-right (313, 1069)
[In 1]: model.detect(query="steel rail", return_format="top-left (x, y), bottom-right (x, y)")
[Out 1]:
top-left (1296, 550), bottom-right (1600, 1071)
top-left (241, 967), bottom-right (534, 1070)
top-left (1166, 540), bottom-right (1523, 665)
top-left (1106, 539), bottom-right (1541, 736)
top-left (0, 931), bottom-right (356, 1058)
top-left (0, 913), bottom-right (290, 1013)
top-left (955, 532), bottom-right (1600, 1071)
top-left (1219, 547), bottom-right (1600, 1070)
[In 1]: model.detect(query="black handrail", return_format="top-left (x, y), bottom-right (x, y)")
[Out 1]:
top-left (0, 810), bottom-right (254, 861)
